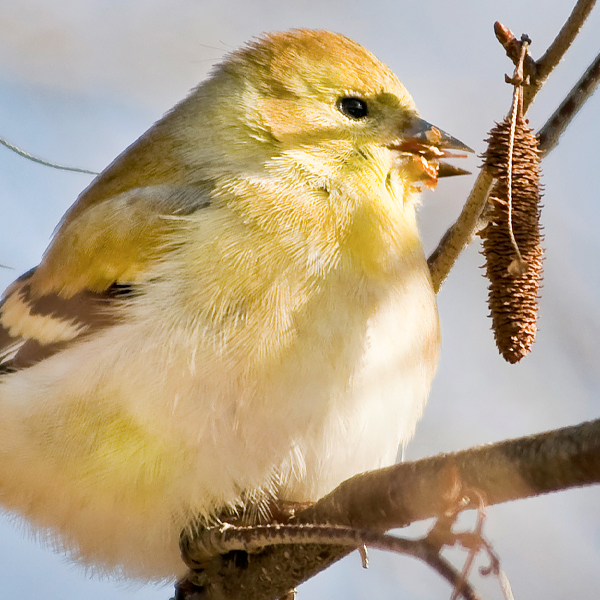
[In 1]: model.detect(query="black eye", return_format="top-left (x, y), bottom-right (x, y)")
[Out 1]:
top-left (337, 97), bottom-right (369, 120)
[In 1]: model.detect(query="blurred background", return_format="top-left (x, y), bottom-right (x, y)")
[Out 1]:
top-left (0, 1), bottom-right (599, 598)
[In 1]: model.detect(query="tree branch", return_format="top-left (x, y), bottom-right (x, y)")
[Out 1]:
top-left (530, 0), bottom-right (597, 110)
top-left (427, 1), bottom-right (598, 291)
top-left (538, 50), bottom-right (600, 155)
top-left (427, 170), bottom-right (494, 293)
top-left (177, 419), bottom-right (600, 600)
top-left (181, 524), bottom-right (482, 600)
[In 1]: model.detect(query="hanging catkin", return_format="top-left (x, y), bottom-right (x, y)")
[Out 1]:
top-left (480, 116), bottom-right (544, 363)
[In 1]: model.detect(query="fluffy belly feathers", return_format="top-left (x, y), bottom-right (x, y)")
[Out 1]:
top-left (0, 252), bottom-right (439, 580)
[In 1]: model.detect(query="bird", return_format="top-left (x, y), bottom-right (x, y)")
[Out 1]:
top-left (0, 29), bottom-right (470, 582)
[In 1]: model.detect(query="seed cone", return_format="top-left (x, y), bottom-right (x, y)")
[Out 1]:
top-left (480, 116), bottom-right (544, 363)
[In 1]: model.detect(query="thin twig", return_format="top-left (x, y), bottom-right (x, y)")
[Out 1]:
top-left (427, 169), bottom-right (494, 293)
top-left (538, 50), bottom-right (600, 155)
top-left (531, 0), bottom-right (597, 108)
top-left (0, 135), bottom-right (99, 175)
top-left (504, 38), bottom-right (530, 274)
top-left (497, 570), bottom-right (516, 600)
top-left (450, 489), bottom-right (487, 600)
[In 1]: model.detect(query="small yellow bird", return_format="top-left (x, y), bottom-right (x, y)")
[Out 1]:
top-left (0, 30), bottom-right (469, 581)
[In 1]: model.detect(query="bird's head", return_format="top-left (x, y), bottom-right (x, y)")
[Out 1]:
top-left (75, 29), bottom-right (470, 223)
top-left (202, 29), bottom-right (470, 188)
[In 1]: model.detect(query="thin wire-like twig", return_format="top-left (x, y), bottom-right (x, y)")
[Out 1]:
top-left (504, 38), bottom-right (530, 274)
top-left (0, 135), bottom-right (99, 175)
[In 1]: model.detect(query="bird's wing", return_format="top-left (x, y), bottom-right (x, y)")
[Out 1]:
top-left (0, 182), bottom-right (212, 374)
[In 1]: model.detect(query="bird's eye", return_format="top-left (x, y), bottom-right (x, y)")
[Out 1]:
top-left (337, 97), bottom-right (369, 120)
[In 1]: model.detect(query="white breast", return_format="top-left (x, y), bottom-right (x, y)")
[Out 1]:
top-left (278, 252), bottom-right (440, 501)
top-left (0, 242), bottom-right (438, 581)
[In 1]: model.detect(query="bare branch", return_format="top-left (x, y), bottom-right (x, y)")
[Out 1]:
top-left (297, 418), bottom-right (600, 529)
top-left (495, 0), bottom-right (598, 111)
top-left (181, 524), bottom-right (481, 600)
top-left (177, 419), bottom-right (600, 600)
top-left (427, 169), bottom-right (494, 293)
top-left (538, 50), bottom-right (600, 155)
top-left (531, 0), bottom-right (597, 108)
top-left (0, 135), bottom-right (99, 175)
top-left (428, 1), bottom-right (598, 291)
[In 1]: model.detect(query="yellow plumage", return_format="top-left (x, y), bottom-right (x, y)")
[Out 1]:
top-left (0, 29), bottom-right (468, 581)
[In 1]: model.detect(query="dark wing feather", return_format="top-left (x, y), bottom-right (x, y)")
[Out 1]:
top-left (0, 272), bottom-right (137, 373)
top-left (1, 184), bottom-right (212, 375)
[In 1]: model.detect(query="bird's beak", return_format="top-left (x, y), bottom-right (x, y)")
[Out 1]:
top-left (389, 116), bottom-right (473, 187)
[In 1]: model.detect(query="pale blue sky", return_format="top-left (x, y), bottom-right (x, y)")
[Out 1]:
top-left (1, 1), bottom-right (599, 598)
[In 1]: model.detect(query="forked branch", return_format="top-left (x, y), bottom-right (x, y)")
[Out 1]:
top-left (428, 0), bottom-right (598, 292)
